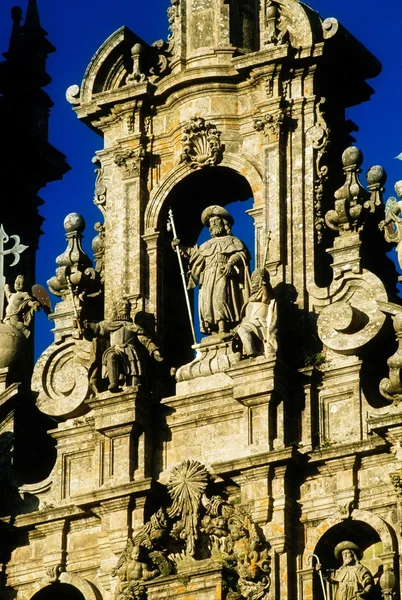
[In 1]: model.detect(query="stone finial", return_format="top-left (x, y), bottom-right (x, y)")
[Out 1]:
top-left (127, 43), bottom-right (146, 84)
top-left (47, 213), bottom-right (95, 299)
top-left (365, 165), bottom-right (386, 213)
top-left (325, 147), bottom-right (369, 235)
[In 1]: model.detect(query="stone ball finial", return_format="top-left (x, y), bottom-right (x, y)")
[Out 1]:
top-left (366, 165), bottom-right (386, 187)
top-left (132, 43), bottom-right (142, 55)
top-left (394, 180), bottom-right (402, 199)
top-left (342, 146), bottom-right (363, 168)
top-left (11, 6), bottom-right (23, 21)
top-left (64, 213), bottom-right (85, 234)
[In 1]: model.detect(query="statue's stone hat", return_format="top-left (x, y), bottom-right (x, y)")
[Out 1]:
top-left (201, 205), bottom-right (234, 226)
top-left (334, 541), bottom-right (362, 561)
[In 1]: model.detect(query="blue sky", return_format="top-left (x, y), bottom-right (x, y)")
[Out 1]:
top-left (0, 0), bottom-right (401, 356)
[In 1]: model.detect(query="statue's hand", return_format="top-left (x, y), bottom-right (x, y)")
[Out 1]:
top-left (152, 349), bottom-right (164, 362)
top-left (171, 238), bottom-right (180, 250)
top-left (222, 263), bottom-right (234, 277)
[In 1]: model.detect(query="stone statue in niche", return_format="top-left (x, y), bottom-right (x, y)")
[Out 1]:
top-left (233, 268), bottom-right (278, 358)
top-left (324, 541), bottom-right (373, 600)
top-left (84, 297), bottom-right (163, 392)
top-left (113, 542), bottom-right (159, 600)
top-left (173, 205), bottom-right (251, 336)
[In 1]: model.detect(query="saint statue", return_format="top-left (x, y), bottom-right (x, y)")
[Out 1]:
top-left (328, 541), bottom-right (373, 600)
top-left (3, 275), bottom-right (42, 338)
top-left (84, 298), bottom-right (163, 392)
top-left (233, 268), bottom-right (278, 358)
top-left (174, 205), bottom-right (251, 335)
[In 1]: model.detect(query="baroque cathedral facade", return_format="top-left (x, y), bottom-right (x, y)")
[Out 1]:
top-left (1, 1), bottom-right (402, 600)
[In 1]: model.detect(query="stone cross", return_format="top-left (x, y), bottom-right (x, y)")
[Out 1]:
top-left (0, 224), bottom-right (28, 320)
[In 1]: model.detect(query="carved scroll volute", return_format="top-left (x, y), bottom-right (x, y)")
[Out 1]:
top-left (180, 117), bottom-right (223, 169)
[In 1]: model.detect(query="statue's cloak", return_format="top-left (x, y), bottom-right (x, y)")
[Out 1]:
top-left (187, 235), bottom-right (251, 333)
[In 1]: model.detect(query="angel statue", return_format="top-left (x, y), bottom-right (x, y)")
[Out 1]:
top-left (113, 541), bottom-right (159, 600)
top-left (3, 275), bottom-right (51, 338)
top-left (379, 181), bottom-right (402, 275)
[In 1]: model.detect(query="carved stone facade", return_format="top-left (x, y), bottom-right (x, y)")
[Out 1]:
top-left (2, 2), bottom-right (402, 600)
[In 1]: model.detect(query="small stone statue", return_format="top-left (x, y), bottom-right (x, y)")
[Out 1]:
top-left (173, 205), bottom-right (251, 335)
top-left (233, 268), bottom-right (278, 358)
top-left (326, 541), bottom-right (373, 600)
top-left (84, 298), bottom-right (163, 392)
top-left (113, 543), bottom-right (159, 600)
top-left (3, 275), bottom-right (42, 338)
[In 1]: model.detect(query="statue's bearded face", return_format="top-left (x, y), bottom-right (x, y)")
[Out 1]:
top-left (209, 216), bottom-right (225, 237)
top-left (113, 300), bottom-right (131, 321)
top-left (342, 550), bottom-right (355, 565)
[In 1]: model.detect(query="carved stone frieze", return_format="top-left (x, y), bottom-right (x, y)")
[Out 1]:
top-left (114, 147), bottom-right (146, 179)
top-left (180, 117), bottom-right (223, 169)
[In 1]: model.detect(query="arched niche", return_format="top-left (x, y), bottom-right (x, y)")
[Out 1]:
top-left (148, 165), bottom-right (255, 371)
top-left (31, 583), bottom-right (85, 600)
top-left (302, 513), bottom-right (397, 600)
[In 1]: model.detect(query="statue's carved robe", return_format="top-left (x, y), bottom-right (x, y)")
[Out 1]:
top-left (332, 563), bottom-right (373, 600)
top-left (95, 320), bottom-right (158, 379)
top-left (187, 235), bottom-right (251, 333)
top-left (237, 288), bottom-right (278, 357)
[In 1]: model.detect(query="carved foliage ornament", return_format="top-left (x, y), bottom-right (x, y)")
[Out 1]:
top-left (113, 461), bottom-right (271, 599)
top-left (115, 147), bottom-right (146, 179)
top-left (180, 117), bottom-right (223, 169)
top-left (307, 97), bottom-right (330, 243)
top-left (253, 110), bottom-right (284, 143)
top-left (92, 156), bottom-right (107, 216)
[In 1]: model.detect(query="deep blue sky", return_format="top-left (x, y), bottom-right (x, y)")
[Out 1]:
top-left (0, 0), bottom-right (401, 356)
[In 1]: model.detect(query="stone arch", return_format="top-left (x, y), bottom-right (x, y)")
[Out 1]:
top-left (29, 574), bottom-right (101, 600)
top-left (144, 153), bottom-right (263, 235)
top-left (79, 27), bottom-right (145, 104)
top-left (143, 159), bottom-right (258, 367)
top-left (302, 510), bottom-right (396, 565)
top-left (276, 0), bottom-right (323, 48)
top-left (300, 512), bottom-right (397, 600)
